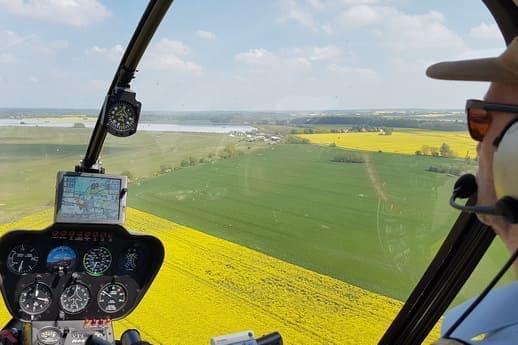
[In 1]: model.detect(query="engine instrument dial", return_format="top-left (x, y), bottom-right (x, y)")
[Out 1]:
top-left (60, 283), bottom-right (91, 314)
top-left (37, 326), bottom-right (62, 345)
top-left (7, 244), bottom-right (39, 274)
top-left (83, 246), bottom-right (112, 276)
top-left (19, 283), bottom-right (52, 315)
top-left (118, 247), bottom-right (142, 273)
top-left (98, 283), bottom-right (127, 313)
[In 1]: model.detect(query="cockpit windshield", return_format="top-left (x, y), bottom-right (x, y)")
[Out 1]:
top-left (0, 1), bottom-right (516, 344)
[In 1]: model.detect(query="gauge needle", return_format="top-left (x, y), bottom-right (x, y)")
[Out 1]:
top-left (102, 290), bottom-right (112, 298)
top-left (18, 260), bottom-right (23, 272)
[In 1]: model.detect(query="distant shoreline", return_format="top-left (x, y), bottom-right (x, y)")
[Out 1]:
top-left (0, 118), bottom-right (257, 134)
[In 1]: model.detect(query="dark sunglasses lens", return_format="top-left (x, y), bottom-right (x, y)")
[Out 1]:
top-left (468, 108), bottom-right (490, 141)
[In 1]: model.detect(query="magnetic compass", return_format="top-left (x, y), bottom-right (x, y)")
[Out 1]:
top-left (102, 89), bottom-right (141, 137)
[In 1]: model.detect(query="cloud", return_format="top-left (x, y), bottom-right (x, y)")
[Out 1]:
top-left (0, 0), bottom-right (110, 27)
top-left (470, 22), bottom-right (501, 40)
top-left (86, 44), bottom-right (124, 62)
top-left (0, 29), bottom-right (67, 64)
top-left (235, 48), bottom-right (277, 65)
top-left (277, 0), bottom-right (318, 31)
top-left (335, 4), bottom-right (379, 29)
top-left (196, 30), bottom-right (217, 40)
top-left (142, 39), bottom-right (203, 75)
top-left (382, 9), bottom-right (466, 54)
top-left (327, 64), bottom-right (380, 81)
top-left (277, 2), bottom-right (467, 59)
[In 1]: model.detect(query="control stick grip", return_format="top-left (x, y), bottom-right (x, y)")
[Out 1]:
top-left (85, 335), bottom-right (112, 345)
top-left (85, 330), bottom-right (152, 345)
top-left (121, 329), bottom-right (151, 345)
top-left (256, 332), bottom-right (283, 345)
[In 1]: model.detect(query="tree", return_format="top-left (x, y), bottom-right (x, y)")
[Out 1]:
top-left (440, 143), bottom-right (454, 158)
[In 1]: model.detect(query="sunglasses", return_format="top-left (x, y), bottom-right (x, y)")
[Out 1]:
top-left (466, 99), bottom-right (518, 141)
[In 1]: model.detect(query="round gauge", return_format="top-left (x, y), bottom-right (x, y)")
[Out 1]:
top-left (105, 101), bottom-right (137, 136)
top-left (7, 244), bottom-right (39, 274)
top-left (118, 247), bottom-right (142, 273)
top-left (37, 326), bottom-right (62, 345)
top-left (98, 283), bottom-right (128, 313)
top-left (83, 246), bottom-right (112, 276)
top-left (60, 283), bottom-right (90, 314)
top-left (19, 283), bottom-right (52, 315)
top-left (46, 246), bottom-right (76, 273)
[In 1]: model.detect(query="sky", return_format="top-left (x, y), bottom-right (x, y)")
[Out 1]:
top-left (0, 0), bottom-right (508, 111)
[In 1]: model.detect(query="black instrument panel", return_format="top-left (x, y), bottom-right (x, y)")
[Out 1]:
top-left (0, 223), bottom-right (164, 322)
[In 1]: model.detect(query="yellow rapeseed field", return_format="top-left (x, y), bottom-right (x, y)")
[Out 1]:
top-left (0, 209), bottom-right (440, 344)
top-left (298, 130), bottom-right (477, 157)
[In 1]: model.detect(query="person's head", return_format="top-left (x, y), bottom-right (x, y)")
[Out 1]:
top-left (427, 37), bottom-right (518, 233)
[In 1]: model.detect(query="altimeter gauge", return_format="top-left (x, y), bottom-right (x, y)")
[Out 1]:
top-left (7, 244), bottom-right (39, 274)
top-left (102, 89), bottom-right (141, 137)
top-left (19, 283), bottom-right (52, 315)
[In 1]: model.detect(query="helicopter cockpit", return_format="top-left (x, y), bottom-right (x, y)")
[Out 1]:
top-left (1, 0), bottom-right (518, 344)
top-left (0, 171), bottom-right (164, 344)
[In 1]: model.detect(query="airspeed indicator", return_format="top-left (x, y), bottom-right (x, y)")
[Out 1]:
top-left (83, 246), bottom-right (112, 276)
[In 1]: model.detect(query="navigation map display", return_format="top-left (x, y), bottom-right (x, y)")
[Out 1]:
top-left (54, 172), bottom-right (127, 224)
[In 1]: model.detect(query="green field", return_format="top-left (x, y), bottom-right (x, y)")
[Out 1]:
top-left (129, 143), bottom-right (472, 299)
top-left (0, 126), bottom-right (261, 223)
top-left (0, 126), bottom-right (512, 302)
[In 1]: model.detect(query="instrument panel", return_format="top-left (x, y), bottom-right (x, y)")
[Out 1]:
top-left (0, 223), bottom-right (164, 322)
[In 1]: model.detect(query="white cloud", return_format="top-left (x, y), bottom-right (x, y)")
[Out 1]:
top-left (0, 29), bottom-right (66, 64)
top-left (142, 39), bottom-right (203, 76)
top-left (306, 0), bottom-right (325, 11)
top-left (328, 64), bottom-right (380, 81)
top-left (336, 4), bottom-right (379, 29)
top-left (86, 44), bottom-right (124, 62)
top-left (470, 22), bottom-right (501, 40)
top-left (384, 9), bottom-right (466, 54)
top-left (278, 2), bottom-right (466, 58)
top-left (287, 45), bottom-right (343, 61)
top-left (0, 0), bottom-right (110, 27)
top-left (196, 30), bottom-right (217, 40)
top-left (235, 48), bottom-right (277, 65)
top-left (277, 0), bottom-right (318, 31)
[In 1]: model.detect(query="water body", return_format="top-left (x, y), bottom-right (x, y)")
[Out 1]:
top-left (0, 119), bottom-right (256, 134)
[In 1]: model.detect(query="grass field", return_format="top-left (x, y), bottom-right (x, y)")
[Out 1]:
top-left (0, 125), bottom-right (514, 343)
top-left (298, 130), bottom-right (477, 158)
top-left (0, 126), bottom-right (262, 223)
top-left (0, 208), bottom-right (440, 345)
top-left (129, 143), bottom-right (471, 299)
